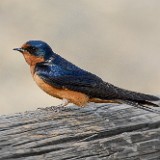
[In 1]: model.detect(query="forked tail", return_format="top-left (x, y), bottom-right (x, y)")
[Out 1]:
top-left (101, 82), bottom-right (160, 113)
top-left (117, 99), bottom-right (160, 114)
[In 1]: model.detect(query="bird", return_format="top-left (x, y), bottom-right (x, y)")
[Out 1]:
top-left (13, 40), bottom-right (160, 113)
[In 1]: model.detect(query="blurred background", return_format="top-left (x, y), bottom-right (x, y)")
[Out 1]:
top-left (1, 0), bottom-right (160, 115)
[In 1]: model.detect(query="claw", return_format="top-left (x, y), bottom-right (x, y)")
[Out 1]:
top-left (37, 99), bottom-right (69, 112)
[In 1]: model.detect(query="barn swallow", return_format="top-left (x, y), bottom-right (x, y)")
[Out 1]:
top-left (13, 40), bottom-right (160, 113)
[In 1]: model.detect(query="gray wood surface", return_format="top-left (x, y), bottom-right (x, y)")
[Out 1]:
top-left (0, 103), bottom-right (160, 160)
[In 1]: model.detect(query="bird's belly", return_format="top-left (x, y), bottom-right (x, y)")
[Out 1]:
top-left (33, 74), bottom-right (62, 99)
top-left (33, 73), bottom-right (89, 106)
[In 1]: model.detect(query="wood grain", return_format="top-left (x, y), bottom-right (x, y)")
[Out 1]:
top-left (0, 103), bottom-right (160, 160)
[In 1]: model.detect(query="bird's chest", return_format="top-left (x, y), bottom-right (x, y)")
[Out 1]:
top-left (22, 51), bottom-right (44, 67)
top-left (32, 73), bottom-right (61, 99)
top-left (32, 73), bottom-right (89, 106)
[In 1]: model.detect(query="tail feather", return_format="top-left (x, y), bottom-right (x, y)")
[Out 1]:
top-left (103, 82), bottom-right (160, 102)
top-left (117, 99), bottom-right (160, 114)
top-left (114, 85), bottom-right (160, 114)
top-left (136, 100), bottom-right (159, 107)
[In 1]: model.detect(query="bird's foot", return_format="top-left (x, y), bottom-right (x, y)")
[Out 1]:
top-left (37, 99), bottom-right (69, 112)
top-left (37, 106), bottom-right (61, 112)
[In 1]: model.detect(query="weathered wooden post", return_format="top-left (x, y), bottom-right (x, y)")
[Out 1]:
top-left (0, 103), bottom-right (160, 160)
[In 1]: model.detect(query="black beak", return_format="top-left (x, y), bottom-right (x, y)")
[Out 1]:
top-left (13, 48), bottom-right (24, 53)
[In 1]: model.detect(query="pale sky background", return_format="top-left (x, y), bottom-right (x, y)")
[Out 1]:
top-left (1, 0), bottom-right (160, 115)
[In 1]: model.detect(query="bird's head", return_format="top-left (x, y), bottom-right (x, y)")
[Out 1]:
top-left (13, 40), bottom-right (54, 66)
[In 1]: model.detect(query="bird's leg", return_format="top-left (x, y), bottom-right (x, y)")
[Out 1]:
top-left (50, 99), bottom-right (69, 110)
top-left (38, 99), bottom-right (69, 111)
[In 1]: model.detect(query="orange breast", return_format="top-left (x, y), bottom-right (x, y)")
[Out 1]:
top-left (33, 73), bottom-right (89, 107)
top-left (22, 51), bottom-right (45, 66)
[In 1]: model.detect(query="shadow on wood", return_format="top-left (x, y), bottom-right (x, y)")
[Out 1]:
top-left (0, 103), bottom-right (160, 160)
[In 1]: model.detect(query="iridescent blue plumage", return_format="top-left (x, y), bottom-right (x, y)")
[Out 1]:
top-left (35, 54), bottom-right (103, 91)
top-left (14, 40), bottom-right (160, 112)
top-left (35, 49), bottom-right (159, 102)
top-left (26, 40), bottom-right (53, 59)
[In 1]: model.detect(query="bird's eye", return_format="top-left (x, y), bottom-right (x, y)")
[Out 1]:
top-left (26, 46), bottom-right (37, 53)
